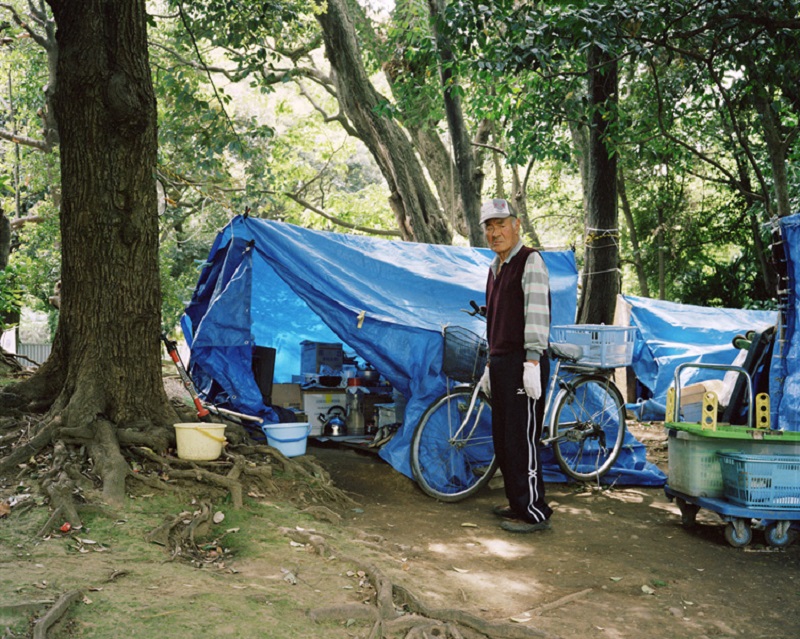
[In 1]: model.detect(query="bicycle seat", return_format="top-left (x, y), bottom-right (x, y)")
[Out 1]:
top-left (550, 342), bottom-right (584, 362)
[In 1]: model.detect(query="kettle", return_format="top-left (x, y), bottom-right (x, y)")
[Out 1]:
top-left (319, 406), bottom-right (348, 437)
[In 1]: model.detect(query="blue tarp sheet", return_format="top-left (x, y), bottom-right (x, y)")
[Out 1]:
top-left (772, 213), bottom-right (800, 430)
top-left (623, 295), bottom-right (777, 417)
top-left (624, 211), bottom-right (800, 432)
top-left (182, 215), bottom-right (665, 486)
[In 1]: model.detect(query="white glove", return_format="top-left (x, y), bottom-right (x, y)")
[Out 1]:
top-left (523, 362), bottom-right (541, 400)
top-left (478, 365), bottom-right (491, 397)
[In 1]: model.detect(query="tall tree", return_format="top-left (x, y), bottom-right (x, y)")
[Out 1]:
top-left (427, 0), bottom-right (483, 246)
top-left (577, 46), bottom-right (619, 324)
top-left (0, 0), bottom-right (176, 514)
top-left (315, 0), bottom-right (452, 244)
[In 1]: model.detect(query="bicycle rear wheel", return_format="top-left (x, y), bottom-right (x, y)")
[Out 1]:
top-left (551, 374), bottom-right (626, 481)
top-left (410, 387), bottom-right (497, 502)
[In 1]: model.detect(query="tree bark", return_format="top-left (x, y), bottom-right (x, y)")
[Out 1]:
top-left (510, 161), bottom-right (542, 247)
top-left (428, 0), bottom-right (483, 247)
top-left (617, 169), bottom-right (649, 297)
top-left (406, 126), bottom-right (465, 236)
top-left (755, 94), bottom-right (791, 219)
top-left (656, 204), bottom-right (666, 300)
top-left (316, 0), bottom-right (451, 245)
top-left (578, 46), bottom-right (619, 325)
top-left (16, 0), bottom-right (178, 502)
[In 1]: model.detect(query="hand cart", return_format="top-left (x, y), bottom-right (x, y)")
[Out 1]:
top-left (664, 362), bottom-right (800, 548)
top-left (665, 485), bottom-right (799, 548)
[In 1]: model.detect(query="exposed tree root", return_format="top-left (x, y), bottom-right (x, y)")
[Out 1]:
top-left (145, 501), bottom-right (215, 550)
top-left (32, 590), bottom-right (82, 639)
top-left (0, 406), bottom-right (356, 543)
top-left (286, 528), bottom-right (561, 639)
top-left (0, 348), bottom-right (24, 377)
top-left (0, 418), bottom-right (59, 477)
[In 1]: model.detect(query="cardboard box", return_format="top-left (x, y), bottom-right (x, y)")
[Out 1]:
top-left (300, 341), bottom-right (343, 374)
top-left (680, 383), bottom-right (709, 423)
top-left (302, 389), bottom-right (347, 436)
top-left (272, 383), bottom-right (302, 409)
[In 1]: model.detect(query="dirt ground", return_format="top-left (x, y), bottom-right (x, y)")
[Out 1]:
top-left (2, 419), bottom-right (799, 639)
top-left (308, 422), bottom-right (800, 639)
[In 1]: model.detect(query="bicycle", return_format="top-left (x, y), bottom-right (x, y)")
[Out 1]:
top-left (409, 303), bottom-right (634, 502)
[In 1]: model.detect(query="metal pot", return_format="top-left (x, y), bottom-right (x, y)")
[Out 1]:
top-left (319, 406), bottom-right (347, 437)
top-left (358, 365), bottom-right (381, 384)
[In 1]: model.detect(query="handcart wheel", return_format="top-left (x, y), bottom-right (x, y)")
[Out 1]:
top-left (724, 519), bottom-right (752, 548)
top-left (764, 521), bottom-right (795, 548)
top-left (676, 498), bottom-right (699, 529)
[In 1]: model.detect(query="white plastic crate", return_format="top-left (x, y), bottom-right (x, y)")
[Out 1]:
top-left (551, 325), bottom-right (637, 368)
top-left (668, 429), bottom-right (733, 497)
top-left (667, 425), bottom-right (800, 498)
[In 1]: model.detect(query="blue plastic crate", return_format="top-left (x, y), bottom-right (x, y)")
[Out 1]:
top-left (550, 325), bottom-right (637, 368)
top-left (717, 452), bottom-right (800, 510)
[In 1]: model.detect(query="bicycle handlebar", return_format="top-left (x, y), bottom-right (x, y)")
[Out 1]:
top-left (465, 300), bottom-right (486, 317)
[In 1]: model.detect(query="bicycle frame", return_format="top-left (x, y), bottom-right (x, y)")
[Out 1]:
top-left (447, 382), bottom-right (490, 446)
top-left (539, 357), bottom-right (607, 445)
top-left (452, 347), bottom-right (619, 449)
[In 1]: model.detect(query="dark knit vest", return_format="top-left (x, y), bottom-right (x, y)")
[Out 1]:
top-left (486, 246), bottom-right (535, 357)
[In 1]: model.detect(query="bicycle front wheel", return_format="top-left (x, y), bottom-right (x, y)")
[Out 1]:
top-left (551, 374), bottom-right (626, 481)
top-left (410, 387), bottom-right (497, 502)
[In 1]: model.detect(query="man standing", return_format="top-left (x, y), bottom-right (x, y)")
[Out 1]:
top-left (479, 198), bottom-right (552, 533)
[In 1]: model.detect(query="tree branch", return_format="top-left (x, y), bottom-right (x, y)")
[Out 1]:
top-left (149, 41), bottom-right (238, 80)
top-left (10, 215), bottom-right (44, 229)
top-left (471, 140), bottom-right (507, 156)
top-left (295, 79), bottom-right (358, 136)
top-left (283, 192), bottom-right (401, 237)
top-left (0, 128), bottom-right (49, 151)
top-left (0, 0), bottom-right (54, 51)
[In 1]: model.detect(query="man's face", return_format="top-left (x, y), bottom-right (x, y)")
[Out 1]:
top-left (484, 216), bottom-right (520, 258)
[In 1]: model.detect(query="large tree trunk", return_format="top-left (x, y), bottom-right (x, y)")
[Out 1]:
top-left (428, 0), bottom-right (483, 247)
top-left (406, 127), bottom-right (464, 235)
top-left (316, 0), bottom-right (451, 245)
top-left (10, 0), bottom-right (176, 506)
top-left (577, 46), bottom-right (619, 325)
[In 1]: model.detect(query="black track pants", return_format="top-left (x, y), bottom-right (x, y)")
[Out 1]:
top-left (489, 350), bottom-right (552, 523)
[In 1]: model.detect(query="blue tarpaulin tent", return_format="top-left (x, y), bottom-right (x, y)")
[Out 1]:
top-left (623, 211), bottom-right (800, 432)
top-left (182, 215), bottom-right (665, 486)
top-left (623, 295), bottom-right (777, 417)
top-left (768, 213), bottom-right (800, 431)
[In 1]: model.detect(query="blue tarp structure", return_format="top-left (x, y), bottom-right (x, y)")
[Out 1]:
top-left (769, 213), bottom-right (800, 431)
top-left (181, 215), bottom-right (665, 486)
top-left (624, 211), bottom-right (800, 432)
top-left (623, 295), bottom-right (777, 418)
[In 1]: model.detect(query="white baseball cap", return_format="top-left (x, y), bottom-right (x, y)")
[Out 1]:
top-left (480, 198), bottom-right (516, 224)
